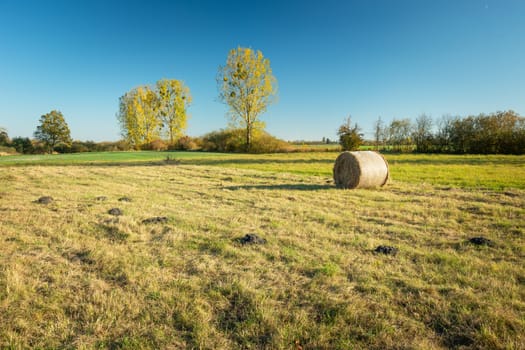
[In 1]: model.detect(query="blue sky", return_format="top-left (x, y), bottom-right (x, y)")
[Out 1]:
top-left (1, 0), bottom-right (524, 141)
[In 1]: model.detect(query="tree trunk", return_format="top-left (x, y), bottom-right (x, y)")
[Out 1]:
top-left (246, 124), bottom-right (251, 152)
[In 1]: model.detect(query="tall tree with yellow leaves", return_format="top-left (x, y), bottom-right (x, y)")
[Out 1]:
top-left (218, 47), bottom-right (277, 151)
top-left (156, 79), bottom-right (192, 144)
top-left (117, 86), bottom-right (160, 149)
top-left (118, 80), bottom-right (191, 148)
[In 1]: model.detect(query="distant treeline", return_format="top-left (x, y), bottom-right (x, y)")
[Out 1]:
top-left (0, 138), bottom-right (132, 155)
top-left (1, 110), bottom-right (524, 155)
top-left (290, 138), bottom-right (338, 145)
top-left (0, 132), bottom-right (338, 155)
top-left (372, 110), bottom-right (525, 154)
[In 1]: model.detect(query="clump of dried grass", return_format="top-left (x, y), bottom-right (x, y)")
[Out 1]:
top-left (333, 151), bottom-right (389, 189)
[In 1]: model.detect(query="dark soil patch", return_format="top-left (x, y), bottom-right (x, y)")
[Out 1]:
top-left (118, 197), bottom-right (132, 202)
top-left (105, 272), bottom-right (129, 287)
top-left (432, 319), bottom-right (476, 348)
top-left (35, 196), bottom-right (53, 204)
top-left (164, 156), bottom-right (181, 165)
top-left (103, 225), bottom-right (129, 243)
top-left (142, 216), bottom-right (168, 224)
top-left (468, 236), bottom-right (494, 247)
top-left (108, 208), bottom-right (123, 216)
top-left (66, 250), bottom-right (95, 265)
top-left (102, 217), bottom-right (119, 225)
top-left (95, 196), bottom-right (107, 201)
top-left (461, 206), bottom-right (487, 215)
top-left (216, 284), bottom-right (273, 347)
top-left (374, 245), bottom-right (398, 255)
top-left (237, 233), bottom-right (267, 245)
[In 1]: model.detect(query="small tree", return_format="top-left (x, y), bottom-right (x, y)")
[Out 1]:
top-left (217, 47), bottom-right (278, 152)
top-left (387, 118), bottom-right (412, 152)
top-left (338, 116), bottom-right (363, 151)
top-left (34, 110), bottom-right (72, 153)
top-left (373, 116), bottom-right (385, 151)
top-left (435, 115), bottom-right (455, 153)
top-left (0, 127), bottom-right (9, 146)
top-left (412, 114), bottom-right (434, 153)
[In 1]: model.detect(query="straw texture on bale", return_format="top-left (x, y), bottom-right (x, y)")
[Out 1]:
top-left (333, 151), bottom-right (389, 189)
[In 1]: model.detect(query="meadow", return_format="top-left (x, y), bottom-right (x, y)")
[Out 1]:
top-left (0, 151), bottom-right (524, 349)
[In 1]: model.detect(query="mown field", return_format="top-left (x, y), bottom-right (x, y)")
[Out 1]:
top-left (0, 152), bottom-right (524, 349)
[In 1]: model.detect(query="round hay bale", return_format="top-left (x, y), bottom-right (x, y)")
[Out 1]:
top-left (333, 151), bottom-right (389, 189)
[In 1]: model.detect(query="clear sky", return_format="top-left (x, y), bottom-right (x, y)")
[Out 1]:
top-left (1, 0), bottom-right (524, 141)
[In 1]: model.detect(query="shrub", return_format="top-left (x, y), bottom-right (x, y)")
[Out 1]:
top-left (199, 128), bottom-right (291, 153)
top-left (199, 129), bottom-right (245, 152)
top-left (169, 136), bottom-right (198, 151)
top-left (141, 139), bottom-right (168, 151)
top-left (96, 140), bottom-right (132, 152)
top-left (31, 141), bottom-right (48, 154)
top-left (337, 117), bottom-right (364, 151)
top-left (0, 146), bottom-right (17, 155)
top-left (54, 143), bottom-right (72, 153)
top-left (249, 130), bottom-right (293, 153)
top-left (10, 137), bottom-right (34, 154)
top-left (69, 140), bottom-right (98, 153)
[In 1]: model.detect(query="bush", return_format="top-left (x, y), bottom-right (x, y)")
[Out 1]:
top-left (141, 139), bottom-right (168, 151)
top-left (0, 146), bottom-right (17, 155)
top-left (169, 136), bottom-right (198, 151)
top-left (31, 141), bottom-right (48, 154)
top-left (199, 128), bottom-right (291, 153)
top-left (54, 143), bottom-right (72, 153)
top-left (199, 129), bottom-right (245, 152)
top-left (96, 140), bottom-right (132, 152)
top-left (71, 141), bottom-right (89, 153)
top-left (249, 131), bottom-right (293, 153)
top-left (10, 137), bottom-right (34, 154)
top-left (337, 118), bottom-right (364, 151)
top-left (68, 140), bottom-right (98, 153)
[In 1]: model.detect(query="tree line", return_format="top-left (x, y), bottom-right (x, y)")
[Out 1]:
top-left (2, 109), bottom-right (525, 155)
top-left (370, 110), bottom-right (525, 154)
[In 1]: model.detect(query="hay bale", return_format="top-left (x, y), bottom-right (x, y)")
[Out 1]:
top-left (333, 151), bottom-right (389, 189)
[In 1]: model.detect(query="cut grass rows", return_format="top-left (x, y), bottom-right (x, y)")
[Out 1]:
top-left (1, 151), bottom-right (524, 190)
top-left (0, 161), bottom-right (524, 349)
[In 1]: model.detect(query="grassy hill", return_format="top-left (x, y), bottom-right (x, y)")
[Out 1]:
top-left (0, 152), bottom-right (523, 348)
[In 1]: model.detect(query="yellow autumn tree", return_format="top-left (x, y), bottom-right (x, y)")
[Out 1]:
top-left (118, 80), bottom-right (192, 149)
top-left (218, 47), bottom-right (277, 151)
top-left (117, 86), bottom-right (160, 149)
top-left (156, 79), bottom-right (192, 144)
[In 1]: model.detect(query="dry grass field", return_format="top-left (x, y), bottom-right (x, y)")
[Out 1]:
top-left (0, 152), bottom-right (524, 349)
